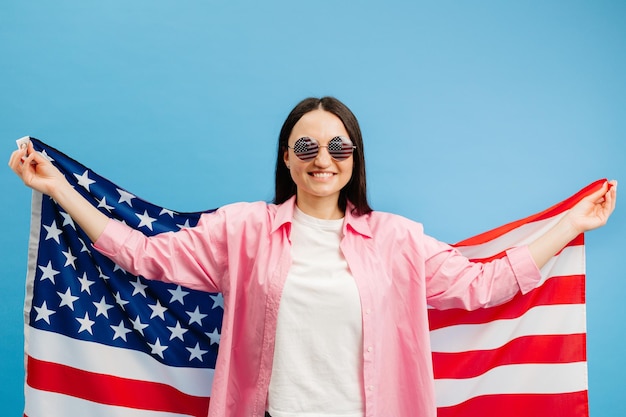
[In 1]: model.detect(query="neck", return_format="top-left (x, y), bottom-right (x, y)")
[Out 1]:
top-left (295, 193), bottom-right (344, 220)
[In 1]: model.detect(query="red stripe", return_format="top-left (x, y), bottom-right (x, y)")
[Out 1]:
top-left (437, 391), bottom-right (589, 417)
top-left (432, 333), bottom-right (587, 379)
top-left (429, 274), bottom-right (585, 331)
top-left (454, 179), bottom-right (606, 246)
top-left (464, 236), bottom-right (584, 263)
top-left (26, 356), bottom-right (210, 417)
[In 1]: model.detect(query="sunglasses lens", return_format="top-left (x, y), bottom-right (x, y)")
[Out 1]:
top-left (293, 137), bottom-right (319, 161)
top-left (328, 136), bottom-right (354, 161)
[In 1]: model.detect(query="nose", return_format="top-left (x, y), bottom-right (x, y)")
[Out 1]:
top-left (313, 145), bottom-right (333, 166)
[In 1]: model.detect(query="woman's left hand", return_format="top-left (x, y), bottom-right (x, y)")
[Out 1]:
top-left (565, 180), bottom-right (617, 234)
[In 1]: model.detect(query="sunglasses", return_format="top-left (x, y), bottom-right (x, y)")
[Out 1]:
top-left (287, 136), bottom-right (356, 162)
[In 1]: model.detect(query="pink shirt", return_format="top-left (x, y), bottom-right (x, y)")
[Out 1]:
top-left (94, 196), bottom-right (541, 417)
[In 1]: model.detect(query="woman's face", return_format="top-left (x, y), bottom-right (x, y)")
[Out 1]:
top-left (283, 109), bottom-right (354, 215)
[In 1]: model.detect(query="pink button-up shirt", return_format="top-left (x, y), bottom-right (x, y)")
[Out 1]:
top-left (94, 196), bottom-right (541, 417)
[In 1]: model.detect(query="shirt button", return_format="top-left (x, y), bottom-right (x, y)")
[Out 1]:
top-left (365, 308), bottom-right (371, 315)
top-left (368, 385), bottom-right (374, 391)
top-left (367, 346), bottom-right (373, 353)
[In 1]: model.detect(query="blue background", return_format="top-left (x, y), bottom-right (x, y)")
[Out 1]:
top-left (1, 1), bottom-right (624, 415)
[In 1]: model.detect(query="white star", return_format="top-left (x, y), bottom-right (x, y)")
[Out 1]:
top-left (40, 149), bottom-right (54, 162)
top-left (177, 219), bottom-right (192, 229)
top-left (62, 248), bottom-right (77, 269)
top-left (187, 306), bottom-right (207, 326)
top-left (57, 288), bottom-right (79, 310)
top-left (113, 263), bottom-right (128, 274)
top-left (159, 208), bottom-right (176, 217)
top-left (111, 320), bottom-right (133, 341)
top-left (136, 210), bottom-right (156, 231)
top-left (186, 342), bottom-right (208, 362)
top-left (210, 293), bottom-right (224, 310)
top-left (130, 315), bottom-right (149, 336)
top-left (117, 188), bottom-right (136, 206)
top-left (93, 296), bottom-right (114, 318)
top-left (97, 196), bottom-right (114, 212)
top-left (149, 300), bottom-right (168, 320)
top-left (97, 265), bottom-right (110, 280)
top-left (206, 328), bottom-right (221, 346)
top-left (78, 238), bottom-right (90, 253)
top-left (76, 312), bottom-right (95, 334)
top-left (168, 285), bottom-right (189, 304)
top-left (77, 272), bottom-right (95, 294)
top-left (130, 277), bottom-right (148, 297)
top-left (43, 221), bottom-right (63, 244)
top-left (34, 301), bottom-right (55, 324)
top-left (38, 261), bottom-right (60, 283)
top-left (167, 321), bottom-right (188, 341)
top-left (114, 291), bottom-right (129, 310)
top-left (148, 338), bottom-right (168, 359)
top-left (74, 170), bottom-right (96, 191)
top-left (59, 211), bottom-right (76, 229)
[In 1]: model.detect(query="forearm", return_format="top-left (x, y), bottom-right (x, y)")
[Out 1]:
top-left (527, 216), bottom-right (579, 270)
top-left (52, 181), bottom-right (110, 242)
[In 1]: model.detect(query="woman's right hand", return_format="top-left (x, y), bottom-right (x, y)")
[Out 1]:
top-left (8, 140), bottom-right (69, 198)
top-left (8, 140), bottom-right (110, 242)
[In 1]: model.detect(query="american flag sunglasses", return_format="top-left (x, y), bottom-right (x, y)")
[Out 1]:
top-left (288, 136), bottom-right (356, 162)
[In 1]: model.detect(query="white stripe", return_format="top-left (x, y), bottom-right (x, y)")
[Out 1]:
top-left (27, 327), bottom-right (213, 397)
top-left (536, 245), bottom-right (585, 287)
top-left (435, 362), bottom-right (588, 408)
top-left (430, 304), bottom-right (586, 353)
top-left (24, 385), bottom-right (192, 417)
top-left (456, 212), bottom-right (567, 258)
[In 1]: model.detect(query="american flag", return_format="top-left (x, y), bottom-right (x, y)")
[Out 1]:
top-left (22, 138), bottom-right (593, 416)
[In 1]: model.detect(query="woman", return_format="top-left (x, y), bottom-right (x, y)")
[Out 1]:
top-left (9, 97), bottom-right (617, 417)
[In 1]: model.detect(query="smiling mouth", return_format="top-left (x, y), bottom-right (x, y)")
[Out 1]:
top-left (310, 172), bottom-right (335, 178)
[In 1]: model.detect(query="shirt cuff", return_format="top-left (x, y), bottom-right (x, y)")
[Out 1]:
top-left (92, 219), bottom-right (135, 257)
top-left (506, 246), bottom-right (542, 294)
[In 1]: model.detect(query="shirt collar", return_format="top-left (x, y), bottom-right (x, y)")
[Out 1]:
top-left (271, 196), bottom-right (372, 239)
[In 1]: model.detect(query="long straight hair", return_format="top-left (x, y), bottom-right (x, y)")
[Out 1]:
top-left (273, 97), bottom-right (372, 216)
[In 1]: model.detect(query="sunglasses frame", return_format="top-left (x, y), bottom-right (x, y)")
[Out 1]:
top-left (287, 136), bottom-right (356, 162)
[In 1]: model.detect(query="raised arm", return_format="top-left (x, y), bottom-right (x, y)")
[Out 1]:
top-left (8, 140), bottom-right (109, 242)
top-left (528, 180), bottom-right (617, 269)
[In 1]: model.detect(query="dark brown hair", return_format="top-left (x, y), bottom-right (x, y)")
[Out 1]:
top-left (273, 96), bottom-right (372, 216)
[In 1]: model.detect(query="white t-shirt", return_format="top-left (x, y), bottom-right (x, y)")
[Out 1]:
top-left (267, 207), bottom-right (364, 417)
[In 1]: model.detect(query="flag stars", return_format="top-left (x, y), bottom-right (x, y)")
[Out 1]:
top-left (57, 288), bottom-right (79, 310)
top-left (130, 277), bottom-right (148, 297)
top-left (117, 188), bottom-right (136, 206)
top-left (62, 248), bottom-right (78, 269)
top-left (148, 338), bottom-right (168, 359)
top-left (111, 320), bottom-right (133, 342)
top-left (34, 301), bottom-right (56, 324)
top-left (74, 170), bottom-right (96, 191)
top-left (76, 312), bottom-right (96, 335)
top-left (93, 296), bottom-right (114, 318)
top-left (59, 211), bottom-right (76, 230)
top-left (149, 300), bottom-right (168, 320)
top-left (77, 272), bottom-right (95, 294)
top-left (167, 321), bottom-right (188, 341)
top-left (43, 221), bottom-right (63, 244)
top-left (206, 328), bottom-right (221, 346)
top-left (210, 293), bottom-right (224, 310)
top-left (177, 219), bottom-right (192, 229)
top-left (187, 306), bottom-right (207, 326)
top-left (168, 285), bottom-right (189, 304)
top-left (136, 210), bottom-right (157, 231)
top-left (186, 343), bottom-right (208, 362)
top-left (38, 261), bottom-right (60, 284)
top-left (130, 315), bottom-right (149, 336)
top-left (114, 291), bottom-right (129, 310)
top-left (97, 196), bottom-right (114, 212)
top-left (159, 208), bottom-right (176, 217)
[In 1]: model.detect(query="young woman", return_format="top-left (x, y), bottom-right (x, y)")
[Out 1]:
top-left (9, 97), bottom-right (617, 417)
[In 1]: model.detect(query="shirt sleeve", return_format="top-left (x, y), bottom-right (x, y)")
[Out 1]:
top-left (423, 235), bottom-right (542, 311)
top-left (93, 211), bottom-right (228, 293)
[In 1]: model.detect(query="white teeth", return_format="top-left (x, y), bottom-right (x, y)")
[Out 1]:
top-left (312, 172), bottom-right (333, 178)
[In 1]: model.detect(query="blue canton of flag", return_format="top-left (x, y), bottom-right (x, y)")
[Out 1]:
top-left (24, 138), bottom-right (220, 417)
